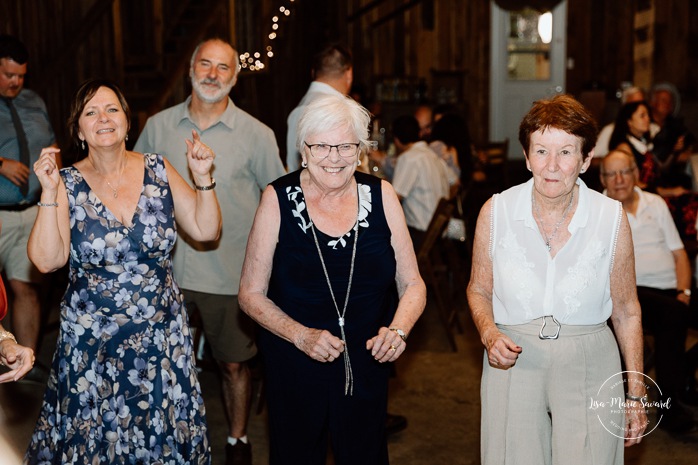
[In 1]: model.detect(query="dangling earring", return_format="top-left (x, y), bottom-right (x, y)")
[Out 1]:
top-left (357, 158), bottom-right (362, 166)
top-left (81, 140), bottom-right (85, 150)
top-left (301, 161), bottom-right (308, 168)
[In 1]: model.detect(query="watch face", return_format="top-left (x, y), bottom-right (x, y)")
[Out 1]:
top-left (391, 328), bottom-right (406, 340)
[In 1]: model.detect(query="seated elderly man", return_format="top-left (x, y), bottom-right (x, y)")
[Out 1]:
top-left (601, 150), bottom-right (696, 433)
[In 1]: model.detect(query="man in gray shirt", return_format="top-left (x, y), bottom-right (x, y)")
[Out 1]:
top-left (135, 38), bottom-right (285, 465)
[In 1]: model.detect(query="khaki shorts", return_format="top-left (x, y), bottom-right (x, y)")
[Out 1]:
top-left (182, 289), bottom-right (257, 363)
top-left (0, 207), bottom-right (42, 283)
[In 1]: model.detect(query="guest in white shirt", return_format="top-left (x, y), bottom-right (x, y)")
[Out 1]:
top-left (390, 115), bottom-right (450, 250)
top-left (286, 44), bottom-right (353, 172)
top-left (601, 149), bottom-right (695, 433)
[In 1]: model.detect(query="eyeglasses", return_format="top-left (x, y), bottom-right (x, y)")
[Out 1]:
top-left (601, 167), bottom-right (636, 179)
top-left (304, 142), bottom-right (360, 159)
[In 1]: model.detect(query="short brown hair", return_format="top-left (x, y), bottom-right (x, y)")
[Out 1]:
top-left (67, 78), bottom-right (131, 152)
top-left (312, 43), bottom-right (352, 79)
top-left (518, 94), bottom-right (598, 160)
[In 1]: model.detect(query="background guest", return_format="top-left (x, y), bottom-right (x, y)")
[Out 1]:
top-left (0, 35), bottom-right (57, 377)
top-left (390, 115), bottom-right (451, 250)
top-left (0, 271), bottom-right (34, 383)
top-left (286, 43), bottom-right (353, 171)
top-left (649, 82), bottom-right (696, 187)
top-left (608, 100), bottom-right (659, 190)
top-left (414, 104), bottom-right (433, 141)
top-left (429, 112), bottom-right (475, 190)
top-left (601, 149), bottom-right (696, 433)
top-left (593, 86), bottom-right (654, 158)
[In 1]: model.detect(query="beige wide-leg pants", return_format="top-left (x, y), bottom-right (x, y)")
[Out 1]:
top-left (480, 319), bottom-right (624, 465)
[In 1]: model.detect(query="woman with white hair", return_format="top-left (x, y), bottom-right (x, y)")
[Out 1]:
top-left (239, 94), bottom-right (425, 464)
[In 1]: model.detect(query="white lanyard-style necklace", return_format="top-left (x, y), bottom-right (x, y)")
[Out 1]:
top-left (532, 189), bottom-right (574, 252)
top-left (310, 216), bottom-right (359, 396)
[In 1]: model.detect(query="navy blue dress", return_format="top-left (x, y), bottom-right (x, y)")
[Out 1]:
top-left (263, 170), bottom-right (398, 465)
top-left (25, 154), bottom-right (210, 464)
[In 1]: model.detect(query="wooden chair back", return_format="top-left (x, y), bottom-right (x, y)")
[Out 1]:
top-left (476, 138), bottom-right (510, 191)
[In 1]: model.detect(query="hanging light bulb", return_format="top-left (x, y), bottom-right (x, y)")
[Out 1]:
top-left (538, 12), bottom-right (553, 44)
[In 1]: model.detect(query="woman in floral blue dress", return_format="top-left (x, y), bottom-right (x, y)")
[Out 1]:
top-left (25, 79), bottom-right (220, 464)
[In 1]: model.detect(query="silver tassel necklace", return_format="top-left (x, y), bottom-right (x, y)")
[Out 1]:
top-left (310, 218), bottom-right (358, 396)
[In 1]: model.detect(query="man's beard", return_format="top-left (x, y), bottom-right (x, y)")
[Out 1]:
top-left (191, 74), bottom-right (234, 104)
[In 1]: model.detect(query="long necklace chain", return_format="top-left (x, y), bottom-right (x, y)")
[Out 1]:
top-left (90, 158), bottom-right (126, 198)
top-left (532, 189), bottom-right (575, 252)
top-left (310, 216), bottom-right (359, 396)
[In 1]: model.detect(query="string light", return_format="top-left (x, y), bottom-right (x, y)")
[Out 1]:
top-left (239, 0), bottom-right (295, 72)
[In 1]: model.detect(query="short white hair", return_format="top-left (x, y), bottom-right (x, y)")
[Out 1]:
top-left (296, 94), bottom-right (372, 152)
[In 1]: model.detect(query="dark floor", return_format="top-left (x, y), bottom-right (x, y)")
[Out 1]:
top-left (2, 282), bottom-right (698, 464)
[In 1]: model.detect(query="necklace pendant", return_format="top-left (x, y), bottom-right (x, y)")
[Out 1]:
top-left (546, 241), bottom-right (551, 252)
top-left (113, 192), bottom-right (118, 198)
top-left (338, 317), bottom-right (344, 327)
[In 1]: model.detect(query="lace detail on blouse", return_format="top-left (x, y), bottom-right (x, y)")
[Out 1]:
top-left (499, 229), bottom-right (536, 319)
top-left (610, 203), bottom-right (623, 271)
top-left (286, 181), bottom-right (372, 249)
top-left (559, 239), bottom-right (606, 320)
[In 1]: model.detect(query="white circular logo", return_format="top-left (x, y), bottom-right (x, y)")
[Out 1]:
top-left (589, 370), bottom-right (665, 439)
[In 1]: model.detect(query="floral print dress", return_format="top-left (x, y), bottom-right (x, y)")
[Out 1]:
top-left (25, 153), bottom-right (210, 465)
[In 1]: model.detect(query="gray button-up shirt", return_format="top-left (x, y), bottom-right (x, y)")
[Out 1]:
top-left (134, 97), bottom-right (285, 295)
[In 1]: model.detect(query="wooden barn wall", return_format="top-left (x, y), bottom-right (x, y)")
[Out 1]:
top-left (2, 0), bottom-right (698, 163)
top-left (0, 0), bottom-right (119, 159)
top-left (233, 0), bottom-right (343, 161)
top-left (653, 0), bottom-right (698, 99)
top-left (565, 0), bottom-right (635, 101)
top-left (345, 0), bottom-right (490, 144)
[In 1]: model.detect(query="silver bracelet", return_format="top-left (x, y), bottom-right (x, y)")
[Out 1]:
top-left (0, 329), bottom-right (17, 345)
top-left (37, 201), bottom-right (58, 207)
top-left (194, 179), bottom-right (216, 191)
top-left (626, 393), bottom-right (647, 402)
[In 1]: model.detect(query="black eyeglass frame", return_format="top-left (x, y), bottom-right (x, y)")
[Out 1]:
top-left (304, 142), bottom-right (361, 159)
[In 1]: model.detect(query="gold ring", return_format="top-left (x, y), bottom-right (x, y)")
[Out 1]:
top-left (390, 345), bottom-right (396, 351)
top-left (324, 354), bottom-right (330, 360)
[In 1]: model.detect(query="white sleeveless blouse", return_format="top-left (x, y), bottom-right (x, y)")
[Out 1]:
top-left (490, 178), bottom-right (623, 325)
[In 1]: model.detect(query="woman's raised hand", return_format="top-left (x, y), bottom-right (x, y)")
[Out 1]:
top-left (184, 130), bottom-right (215, 181)
top-left (33, 147), bottom-right (62, 195)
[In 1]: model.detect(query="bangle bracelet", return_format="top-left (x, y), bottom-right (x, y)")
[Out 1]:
top-left (0, 329), bottom-right (17, 345)
top-left (37, 202), bottom-right (58, 207)
top-left (626, 393), bottom-right (647, 402)
top-left (194, 179), bottom-right (216, 191)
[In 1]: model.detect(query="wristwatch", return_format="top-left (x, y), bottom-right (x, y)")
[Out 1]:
top-left (677, 289), bottom-right (692, 297)
top-left (389, 327), bottom-right (407, 342)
